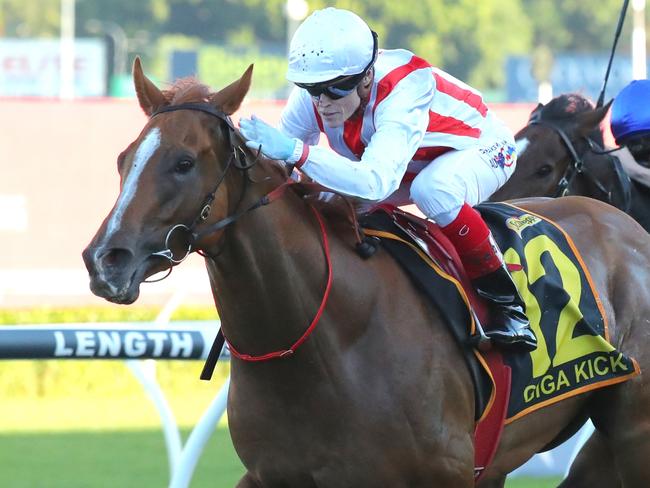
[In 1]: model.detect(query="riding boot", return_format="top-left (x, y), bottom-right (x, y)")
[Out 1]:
top-left (440, 203), bottom-right (537, 352)
top-left (470, 261), bottom-right (537, 351)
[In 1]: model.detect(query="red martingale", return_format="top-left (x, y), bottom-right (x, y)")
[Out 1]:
top-left (224, 204), bottom-right (333, 361)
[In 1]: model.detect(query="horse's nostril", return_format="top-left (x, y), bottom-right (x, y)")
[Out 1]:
top-left (98, 248), bottom-right (134, 270)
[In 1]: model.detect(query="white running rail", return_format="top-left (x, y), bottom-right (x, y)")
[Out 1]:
top-left (0, 321), bottom-right (230, 488)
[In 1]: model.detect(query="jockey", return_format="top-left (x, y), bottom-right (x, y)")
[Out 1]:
top-left (611, 79), bottom-right (650, 168)
top-left (239, 7), bottom-right (536, 351)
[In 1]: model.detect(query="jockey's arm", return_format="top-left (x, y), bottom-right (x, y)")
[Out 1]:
top-left (297, 78), bottom-right (433, 201)
top-left (613, 146), bottom-right (650, 186)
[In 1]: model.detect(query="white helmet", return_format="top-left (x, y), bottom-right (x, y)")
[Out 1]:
top-left (287, 8), bottom-right (377, 84)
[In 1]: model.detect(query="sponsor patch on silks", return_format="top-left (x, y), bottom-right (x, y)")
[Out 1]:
top-left (478, 202), bottom-right (640, 423)
top-left (480, 140), bottom-right (517, 169)
top-left (505, 213), bottom-right (542, 237)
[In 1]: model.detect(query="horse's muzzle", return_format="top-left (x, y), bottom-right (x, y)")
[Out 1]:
top-left (82, 244), bottom-right (142, 304)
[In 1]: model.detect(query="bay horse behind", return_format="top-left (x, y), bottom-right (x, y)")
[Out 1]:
top-left (491, 93), bottom-right (650, 232)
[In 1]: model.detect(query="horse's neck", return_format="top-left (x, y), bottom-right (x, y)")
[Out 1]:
top-left (205, 190), bottom-right (337, 356)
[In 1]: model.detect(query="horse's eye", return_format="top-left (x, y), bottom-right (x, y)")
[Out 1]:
top-left (175, 159), bottom-right (194, 174)
top-left (536, 165), bottom-right (553, 177)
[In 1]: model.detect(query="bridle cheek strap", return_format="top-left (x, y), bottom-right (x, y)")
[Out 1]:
top-left (223, 204), bottom-right (333, 361)
top-left (530, 119), bottom-right (631, 209)
top-left (530, 120), bottom-right (584, 197)
top-left (191, 179), bottom-right (296, 245)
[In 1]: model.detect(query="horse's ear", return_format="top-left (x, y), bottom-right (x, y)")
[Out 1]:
top-left (132, 56), bottom-right (167, 116)
top-left (575, 99), bottom-right (613, 137)
top-left (209, 64), bottom-right (254, 115)
top-left (603, 98), bottom-right (614, 113)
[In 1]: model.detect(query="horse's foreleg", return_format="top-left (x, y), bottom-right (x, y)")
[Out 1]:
top-left (558, 430), bottom-right (621, 488)
top-left (235, 472), bottom-right (261, 488)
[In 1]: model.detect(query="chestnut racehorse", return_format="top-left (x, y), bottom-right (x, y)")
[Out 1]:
top-left (83, 60), bottom-right (650, 487)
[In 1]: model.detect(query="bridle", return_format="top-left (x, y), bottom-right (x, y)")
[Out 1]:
top-left (134, 102), bottom-right (334, 375)
top-left (528, 117), bottom-right (632, 212)
top-left (144, 102), bottom-right (281, 281)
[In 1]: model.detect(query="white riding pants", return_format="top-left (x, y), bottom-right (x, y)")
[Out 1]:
top-left (389, 115), bottom-right (518, 226)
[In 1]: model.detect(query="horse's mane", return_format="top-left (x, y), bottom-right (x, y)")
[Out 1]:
top-left (538, 93), bottom-right (595, 122)
top-left (162, 77), bottom-right (213, 104)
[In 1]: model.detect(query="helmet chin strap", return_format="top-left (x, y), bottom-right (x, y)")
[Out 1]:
top-left (353, 67), bottom-right (374, 118)
top-left (360, 67), bottom-right (374, 92)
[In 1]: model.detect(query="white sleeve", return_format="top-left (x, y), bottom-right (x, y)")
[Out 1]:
top-left (278, 87), bottom-right (321, 146)
top-left (300, 68), bottom-right (434, 201)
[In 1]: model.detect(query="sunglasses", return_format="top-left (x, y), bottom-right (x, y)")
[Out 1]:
top-left (296, 73), bottom-right (366, 100)
top-left (295, 31), bottom-right (379, 100)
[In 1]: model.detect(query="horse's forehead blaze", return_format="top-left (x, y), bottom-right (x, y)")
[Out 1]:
top-left (106, 127), bottom-right (162, 237)
top-left (515, 137), bottom-right (530, 157)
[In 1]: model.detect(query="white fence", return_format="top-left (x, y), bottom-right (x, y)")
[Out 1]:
top-left (0, 321), bottom-right (230, 488)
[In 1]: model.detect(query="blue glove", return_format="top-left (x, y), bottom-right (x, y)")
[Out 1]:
top-left (239, 114), bottom-right (298, 161)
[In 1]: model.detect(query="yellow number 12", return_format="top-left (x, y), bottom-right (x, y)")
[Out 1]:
top-left (503, 235), bottom-right (613, 378)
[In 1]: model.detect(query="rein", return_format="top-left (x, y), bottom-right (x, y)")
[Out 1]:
top-left (529, 119), bottom-right (632, 211)
top-left (143, 102), bottom-right (334, 376)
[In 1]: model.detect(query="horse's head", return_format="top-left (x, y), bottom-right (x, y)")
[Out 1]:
top-left (491, 94), bottom-right (615, 201)
top-left (82, 58), bottom-right (254, 304)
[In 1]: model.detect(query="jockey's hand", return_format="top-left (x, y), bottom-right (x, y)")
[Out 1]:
top-left (239, 115), bottom-right (300, 162)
